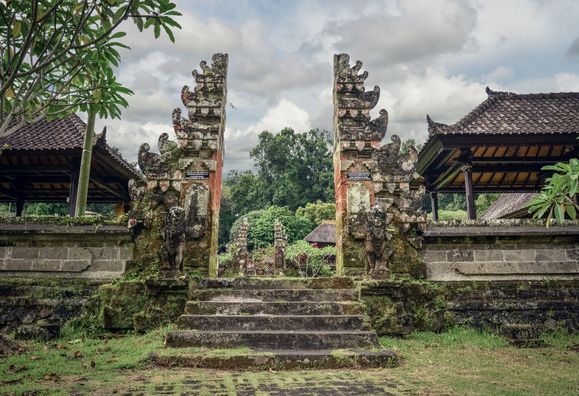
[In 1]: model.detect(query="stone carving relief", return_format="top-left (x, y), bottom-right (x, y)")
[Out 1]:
top-left (365, 204), bottom-right (394, 278)
top-left (159, 206), bottom-right (186, 275)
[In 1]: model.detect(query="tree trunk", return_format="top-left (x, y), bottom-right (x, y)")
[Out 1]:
top-left (74, 106), bottom-right (97, 216)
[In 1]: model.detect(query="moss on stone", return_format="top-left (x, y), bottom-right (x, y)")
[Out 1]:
top-left (361, 279), bottom-right (449, 336)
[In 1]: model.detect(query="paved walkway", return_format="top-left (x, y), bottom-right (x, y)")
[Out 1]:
top-left (71, 369), bottom-right (416, 395)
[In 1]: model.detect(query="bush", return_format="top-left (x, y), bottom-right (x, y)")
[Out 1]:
top-left (295, 201), bottom-right (335, 226)
top-left (285, 240), bottom-right (335, 277)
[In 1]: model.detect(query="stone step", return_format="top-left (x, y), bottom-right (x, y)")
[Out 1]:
top-left (189, 288), bottom-right (358, 302)
top-left (447, 300), bottom-right (578, 311)
top-left (165, 330), bottom-right (379, 349)
top-left (197, 277), bottom-right (356, 290)
top-left (177, 314), bottom-right (369, 331)
top-left (184, 301), bottom-right (365, 316)
top-left (149, 348), bottom-right (399, 370)
top-left (447, 285), bottom-right (579, 301)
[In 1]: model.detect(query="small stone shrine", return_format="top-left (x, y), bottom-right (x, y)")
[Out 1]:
top-left (273, 219), bottom-right (287, 274)
top-left (333, 53), bottom-right (426, 278)
top-left (131, 53), bottom-right (228, 277)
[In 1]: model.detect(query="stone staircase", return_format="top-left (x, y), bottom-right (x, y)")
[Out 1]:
top-left (156, 277), bottom-right (398, 369)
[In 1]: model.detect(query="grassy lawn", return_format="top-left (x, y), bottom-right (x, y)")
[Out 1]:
top-left (1, 326), bottom-right (578, 395)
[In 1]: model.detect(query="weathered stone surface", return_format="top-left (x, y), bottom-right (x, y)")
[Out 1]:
top-left (0, 225), bottom-right (132, 279)
top-left (333, 53), bottom-right (425, 278)
top-left (131, 53), bottom-right (228, 277)
top-left (177, 314), bottom-right (368, 331)
top-left (165, 330), bottom-right (379, 349)
top-left (184, 301), bottom-right (365, 316)
top-left (190, 288), bottom-right (359, 302)
top-left (422, 225), bottom-right (579, 280)
top-left (150, 349), bottom-right (399, 370)
top-left (198, 276), bottom-right (355, 290)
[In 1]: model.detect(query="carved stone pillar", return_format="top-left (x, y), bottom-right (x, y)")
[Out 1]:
top-left (135, 54), bottom-right (228, 277)
top-left (333, 54), bottom-right (386, 276)
top-left (333, 53), bottom-right (426, 278)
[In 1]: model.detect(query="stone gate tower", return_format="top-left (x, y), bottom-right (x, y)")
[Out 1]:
top-left (333, 54), bottom-right (425, 277)
top-left (134, 53), bottom-right (227, 277)
top-left (333, 54), bottom-right (387, 275)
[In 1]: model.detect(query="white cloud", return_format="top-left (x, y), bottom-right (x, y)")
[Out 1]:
top-left (85, 0), bottom-right (579, 172)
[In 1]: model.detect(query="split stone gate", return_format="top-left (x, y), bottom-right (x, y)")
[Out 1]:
top-left (130, 52), bottom-right (425, 279)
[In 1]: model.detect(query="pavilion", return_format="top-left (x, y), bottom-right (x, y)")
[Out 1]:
top-left (417, 88), bottom-right (579, 220)
top-left (0, 115), bottom-right (143, 216)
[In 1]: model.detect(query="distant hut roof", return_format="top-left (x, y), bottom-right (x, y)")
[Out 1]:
top-left (304, 222), bottom-right (336, 244)
top-left (418, 88), bottom-right (579, 193)
top-left (426, 89), bottom-right (579, 137)
top-left (480, 193), bottom-right (536, 220)
top-left (0, 115), bottom-right (142, 205)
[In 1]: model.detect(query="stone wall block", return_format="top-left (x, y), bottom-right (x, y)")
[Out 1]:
top-left (516, 261), bottom-right (548, 274)
top-left (447, 249), bottom-right (474, 262)
top-left (473, 250), bottom-right (504, 262)
top-left (41, 260), bottom-right (63, 272)
top-left (89, 247), bottom-right (120, 260)
top-left (535, 249), bottom-right (566, 262)
top-left (119, 246), bottom-right (133, 261)
top-left (546, 261), bottom-right (579, 274)
top-left (66, 247), bottom-right (92, 260)
top-left (567, 247), bottom-right (579, 261)
top-left (5, 259), bottom-right (32, 271)
top-left (0, 247), bottom-right (8, 259)
top-left (60, 260), bottom-right (91, 272)
top-left (40, 247), bottom-right (69, 260)
top-left (91, 260), bottom-right (125, 272)
top-left (503, 249), bottom-right (536, 262)
top-left (422, 250), bottom-right (448, 262)
top-left (11, 247), bottom-right (39, 259)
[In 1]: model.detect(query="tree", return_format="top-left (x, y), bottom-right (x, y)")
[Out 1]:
top-left (528, 158), bottom-right (578, 224)
top-left (295, 201), bottom-right (335, 226)
top-left (0, 0), bottom-right (181, 136)
top-left (1, 1), bottom-right (181, 216)
top-left (249, 128), bottom-right (334, 211)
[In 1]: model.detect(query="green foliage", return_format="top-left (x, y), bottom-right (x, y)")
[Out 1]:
top-left (0, 0), bottom-right (181, 136)
top-left (400, 138), bottom-right (423, 155)
top-left (224, 128), bottom-right (334, 215)
top-left (528, 158), bottom-right (579, 224)
top-left (426, 209), bottom-right (467, 220)
top-left (0, 213), bottom-right (120, 225)
top-left (475, 193), bottom-right (501, 215)
top-left (295, 201), bottom-right (335, 226)
top-left (285, 240), bottom-right (335, 277)
top-left (230, 206), bottom-right (314, 250)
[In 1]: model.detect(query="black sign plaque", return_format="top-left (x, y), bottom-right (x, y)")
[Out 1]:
top-left (185, 171), bottom-right (210, 180)
top-left (346, 172), bottom-right (371, 181)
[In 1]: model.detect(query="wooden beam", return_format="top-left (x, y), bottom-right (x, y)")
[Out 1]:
top-left (463, 164), bottom-right (476, 220)
top-left (15, 197), bottom-right (24, 217)
top-left (68, 161), bottom-right (80, 216)
top-left (431, 162), bottom-right (464, 190)
top-left (470, 156), bottom-right (571, 164)
top-left (430, 192), bottom-right (439, 221)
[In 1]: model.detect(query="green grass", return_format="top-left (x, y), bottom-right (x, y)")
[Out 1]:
top-left (427, 209), bottom-right (468, 220)
top-left (380, 327), bottom-right (579, 395)
top-left (1, 326), bottom-right (578, 395)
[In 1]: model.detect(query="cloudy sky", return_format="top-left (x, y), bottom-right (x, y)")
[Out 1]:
top-left (96, 0), bottom-right (579, 173)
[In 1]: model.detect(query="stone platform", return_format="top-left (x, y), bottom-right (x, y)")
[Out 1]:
top-left (162, 277), bottom-right (398, 369)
